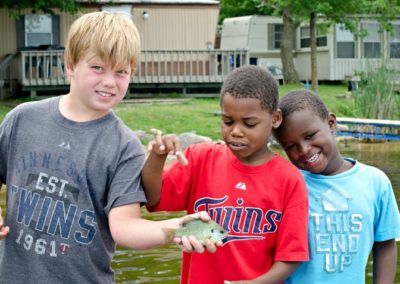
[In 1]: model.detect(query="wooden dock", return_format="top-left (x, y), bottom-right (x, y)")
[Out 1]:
top-left (336, 117), bottom-right (400, 141)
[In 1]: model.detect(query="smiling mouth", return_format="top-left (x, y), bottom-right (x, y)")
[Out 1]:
top-left (97, 91), bottom-right (115, 97)
top-left (304, 152), bottom-right (320, 164)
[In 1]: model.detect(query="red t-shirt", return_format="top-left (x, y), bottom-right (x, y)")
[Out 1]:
top-left (148, 143), bottom-right (309, 284)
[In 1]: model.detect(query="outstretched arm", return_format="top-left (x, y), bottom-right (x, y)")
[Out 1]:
top-left (372, 239), bottom-right (397, 284)
top-left (224, 261), bottom-right (300, 284)
top-left (109, 204), bottom-right (219, 252)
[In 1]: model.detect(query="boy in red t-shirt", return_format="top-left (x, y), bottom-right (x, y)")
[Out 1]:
top-left (142, 65), bottom-right (309, 284)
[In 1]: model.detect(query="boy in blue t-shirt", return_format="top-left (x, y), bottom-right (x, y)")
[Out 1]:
top-left (273, 90), bottom-right (400, 283)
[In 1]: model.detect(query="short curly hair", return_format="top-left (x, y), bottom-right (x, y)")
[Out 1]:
top-left (220, 65), bottom-right (279, 112)
top-left (278, 89), bottom-right (329, 120)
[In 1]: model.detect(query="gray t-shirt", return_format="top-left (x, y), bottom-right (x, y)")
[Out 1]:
top-left (0, 96), bottom-right (146, 283)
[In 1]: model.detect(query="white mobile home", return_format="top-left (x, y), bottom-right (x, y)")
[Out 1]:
top-left (220, 16), bottom-right (284, 69)
top-left (220, 15), bottom-right (400, 81)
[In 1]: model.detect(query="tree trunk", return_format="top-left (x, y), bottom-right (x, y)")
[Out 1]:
top-left (310, 12), bottom-right (318, 92)
top-left (281, 7), bottom-right (299, 84)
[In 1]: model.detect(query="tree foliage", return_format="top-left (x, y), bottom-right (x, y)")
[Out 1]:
top-left (0, 0), bottom-right (81, 17)
top-left (220, 0), bottom-right (400, 89)
top-left (218, 0), bottom-right (262, 24)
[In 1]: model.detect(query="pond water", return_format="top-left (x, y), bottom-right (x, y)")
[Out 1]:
top-left (0, 141), bottom-right (399, 283)
top-left (112, 140), bottom-right (400, 284)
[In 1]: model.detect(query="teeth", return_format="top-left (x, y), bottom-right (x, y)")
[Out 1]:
top-left (98, 91), bottom-right (113, 97)
top-left (306, 153), bottom-right (319, 163)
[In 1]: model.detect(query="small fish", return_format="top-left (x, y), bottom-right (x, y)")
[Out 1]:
top-left (164, 219), bottom-right (228, 244)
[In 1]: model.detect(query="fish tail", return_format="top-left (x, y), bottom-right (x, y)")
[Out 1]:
top-left (162, 228), bottom-right (176, 243)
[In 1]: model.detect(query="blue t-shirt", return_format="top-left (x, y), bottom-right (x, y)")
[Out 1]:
top-left (285, 158), bottom-right (400, 283)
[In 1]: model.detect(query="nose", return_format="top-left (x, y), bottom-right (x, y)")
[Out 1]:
top-left (231, 124), bottom-right (243, 137)
top-left (298, 141), bottom-right (310, 156)
top-left (102, 71), bottom-right (116, 88)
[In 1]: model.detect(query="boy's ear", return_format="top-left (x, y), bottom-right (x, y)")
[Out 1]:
top-left (65, 63), bottom-right (75, 78)
top-left (328, 113), bottom-right (337, 131)
top-left (272, 109), bottom-right (283, 129)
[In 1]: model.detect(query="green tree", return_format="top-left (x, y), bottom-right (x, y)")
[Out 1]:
top-left (219, 0), bottom-right (301, 83)
top-left (219, 0), bottom-right (269, 24)
top-left (261, 0), bottom-right (400, 91)
top-left (0, 0), bottom-right (81, 16)
top-left (221, 0), bottom-right (400, 90)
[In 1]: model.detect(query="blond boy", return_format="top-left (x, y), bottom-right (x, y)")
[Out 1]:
top-left (0, 11), bottom-right (210, 283)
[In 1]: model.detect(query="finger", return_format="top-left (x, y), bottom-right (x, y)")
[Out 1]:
top-left (187, 236), bottom-right (205, 253)
top-left (172, 236), bottom-right (183, 246)
top-left (181, 211), bottom-right (210, 225)
top-left (203, 239), bottom-right (217, 253)
top-left (180, 236), bottom-right (195, 252)
top-left (196, 211), bottom-right (211, 222)
top-left (147, 140), bottom-right (156, 151)
top-left (149, 128), bottom-right (165, 151)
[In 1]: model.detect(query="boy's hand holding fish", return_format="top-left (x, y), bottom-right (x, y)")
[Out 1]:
top-left (169, 211), bottom-right (225, 254)
top-left (148, 129), bottom-right (188, 166)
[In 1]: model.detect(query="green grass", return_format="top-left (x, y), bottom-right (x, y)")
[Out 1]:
top-left (0, 83), bottom-right (354, 140)
top-left (115, 83), bottom-right (353, 140)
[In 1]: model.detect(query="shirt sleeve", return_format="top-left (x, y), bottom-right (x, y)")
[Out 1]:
top-left (374, 173), bottom-right (400, 241)
top-left (0, 109), bottom-right (18, 184)
top-left (275, 172), bottom-right (310, 261)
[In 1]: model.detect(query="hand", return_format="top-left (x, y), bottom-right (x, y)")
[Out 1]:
top-left (148, 129), bottom-right (188, 166)
top-left (174, 211), bottom-right (222, 253)
top-left (0, 207), bottom-right (10, 240)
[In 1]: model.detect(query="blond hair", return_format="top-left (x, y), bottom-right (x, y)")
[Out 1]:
top-left (64, 11), bottom-right (140, 74)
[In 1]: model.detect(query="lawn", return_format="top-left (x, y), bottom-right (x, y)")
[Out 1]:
top-left (0, 82), bottom-right (352, 141)
top-left (116, 82), bottom-right (352, 140)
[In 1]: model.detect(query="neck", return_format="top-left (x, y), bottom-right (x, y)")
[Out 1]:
top-left (59, 94), bottom-right (110, 122)
top-left (331, 158), bottom-right (352, 175)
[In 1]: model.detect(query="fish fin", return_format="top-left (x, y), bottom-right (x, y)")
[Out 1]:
top-left (162, 228), bottom-right (176, 243)
top-left (181, 215), bottom-right (197, 226)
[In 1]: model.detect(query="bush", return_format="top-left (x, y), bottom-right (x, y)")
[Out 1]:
top-left (353, 64), bottom-right (400, 119)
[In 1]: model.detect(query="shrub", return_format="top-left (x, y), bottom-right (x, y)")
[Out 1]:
top-left (353, 64), bottom-right (400, 119)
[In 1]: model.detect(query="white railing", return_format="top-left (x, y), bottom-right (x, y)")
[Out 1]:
top-left (20, 49), bottom-right (250, 87)
top-left (332, 58), bottom-right (400, 80)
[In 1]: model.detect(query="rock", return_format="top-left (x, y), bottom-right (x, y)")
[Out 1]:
top-left (178, 132), bottom-right (212, 151)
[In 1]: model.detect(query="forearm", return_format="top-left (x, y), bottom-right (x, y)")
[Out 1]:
top-left (141, 152), bottom-right (168, 206)
top-left (109, 204), bottom-right (180, 250)
top-left (115, 217), bottom-right (180, 250)
top-left (373, 239), bottom-right (397, 284)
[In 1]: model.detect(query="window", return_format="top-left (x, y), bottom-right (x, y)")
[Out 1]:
top-left (274, 24), bottom-right (283, 49)
top-left (300, 27), bottom-right (327, 48)
top-left (336, 25), bottom-right (355, 58)
top-left (25, 15), bottom-right (52, 47)
top-left (16, 15), bottom-right (60, 50)
top-left (362, 23), bottom-right (381, 58)
top-left (390, 24), bottom-right (400, 58)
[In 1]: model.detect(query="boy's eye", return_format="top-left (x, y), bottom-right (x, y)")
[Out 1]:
top-left (305, 132), bottom-right (317, 140)
top-left (117, 69), bottom-right (130, 75)
top-left (244, 122), bottom-right (257, 128)
top-left (91, 65), bottom-right (103, 71)
top-left (223, 120), bottom-right (233, 126)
